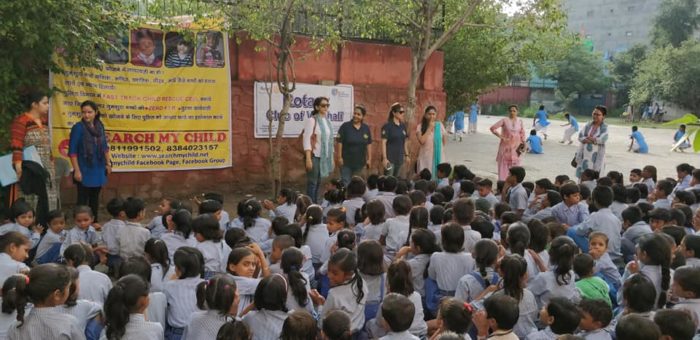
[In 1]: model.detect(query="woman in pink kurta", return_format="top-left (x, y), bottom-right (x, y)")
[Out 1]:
top-left (490, 105), bottom-right (526, 180)
top-left (416, 106), bottom-right (447, 176)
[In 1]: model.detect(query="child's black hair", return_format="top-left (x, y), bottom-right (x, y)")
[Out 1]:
top-left (0, 231), bottom-right (29, 254)
top-left (674, 190), bottom-right (696, 206)
top-left (494, 203), bottom-right (511, 219)
top-left (324, 189), bottom-right (345, 205)
top-left (633, 183), bottom-right (649, 200)
top-left (302, 205), bottom-right (323, 243)
top-left (326, 208), bottom-right (347, 229)
top-left (119, 256), bottom-right (152, 282)
top-left (366, 200), bottom-right (385, 225)
top-left (545, 190), bottom-right (562, 207)
top-left (621, 206), bottom-right (642, 225)
top-left (408, 190), bottom-right (427, 207)
top-left (592, 186), bottom-right (613, 208)
top-left (526, 219), bottom-right (548, 253)
top-left (579, 298), bottom-right (612, 328)
top-left (625, 187), bottom-right (641, 204)
top-left (216, 320), bottom-right (251, 340)
top-left (607, 171), bottom-right (624, 185)
top-left (500, 211), bottom-right (519, 225)
top-left (9, 199), bottom-right (33, 222)
top-left (683, 234), bottom-right (700, 259)
top-left (441, 222), bottom-right (465, 253)
top-left (322, 310), bottom-right (352, 340)
top-left (271, 216), bottom-right (290, 236)
top-left (438, 298), bottom-right (473, 334)
top-left (224, 228), bottom-right (252, 250)
top-left (196, 274), bottom-right (237, 315)
top-left (548, 236), bottom-right (577, 285)
top-left (547, 297), bottom-right (582, 334)
top-left (430, 192), bottom-right (446, 207)
top-left (573, 253), bottom-right (595, 278)
top-left (673, 266), bottom-right (700, 298)
top-left (436, 163), bottom-right (452, 177)
top-left (453, 198), bottom-right (475, 225)
top-left (656, 179), bottom-right (674, 197)
top-left (279, 188), bottom-right (299, 206)
top-left (174, 246), bottom-right (204, 279)
top-left (366, 174), bottom-right (379, 190)
top-left (295, 195), bottom-right (312, 222)
top-left (123, 197), bottom-right (145, 219)
top-left (554, 175), bottom-right (570, 186)
top-left (509, 166), bottom-right (526, 183)
top-left (535, 178), bottom-right (555, 191)
top-left (558, 183), bottom-right (579, 199)
top-left (483, 294), bottom-right (519, 330)
top-left (429, 205), bottom-right (445, 226)
top-left (459, 180), bottom-right (475, 196)
top-left (391, 195), bottom-right (411, 216)
top-left (63, 243), bottom-right (92, 267)
top-left (104, 274), bottom-right (150, 339)
top-left (622, 274), bottom-right (656, 313)
top-left (669, 209), bottom-right (686, 227)
top-left (192, 213), bottom-right (223, 242)
top-left (357, 240), bottom-right (384, 276)
top-left (438, 186), bottom-right (455, 202)
top-left (506, 222), bottom-right (530, 256)
top-left (199, 199), bottom-right (223, 215)
top-left (273, 235), bottom-right (295, 253)
top-left (578, 184), bottom-right (591, 201)
top-left (281, 247), bottom-right (309, 307)
top-left (615, 314), bottom-right (662, 340)
top-left (328, 248), bottom-right (365, 304)
top-left (653, 309), bottom-right (695, 340)
top-left (204, 192), bottom-right (224, 204)
top-left (648, 208), bottom-right (671, 222)
top-left (145, 239), bottom-right (170, 279)
top-left (661, 226), bottom-right (685, 247)
top-left (384, 176), bottom-right (399, 193)
top-left (418, 169), bottom-right (432, 182)
top-left (240, 199), bottom-right (262, 229)
top-left (473, 239), bottom-right (498, 283)
top-left (167, 209), bottom-right (192, 239)
top-left (499, 254), bottom-right (527, 301)
top-left (410, 229), bottom-right (440, 256)
top-left (470, 216), bottom-right (495, 239)
top-left (581, 169), bottom-right (600, 181)
top-left (1, 274), bottom-right (27, 314)
top-left (226, 247), bottom-right (254, 275)
top-left (254, 274), bottom-right (288, 312)
top-left (281, 310), bottom-right (317, 340)
top-left (387, 260), bottom-right (414, 296)
top-left (637, 233), bottom-right (671, 308)
top-left (106, 198), bottom-right (126, 218)
top-left (452, 165), bottom-right (468, 181)
top-left (337, 229), bottom-right (356, 250)
top-left (381, 293), bottom-right (415, 333)
top-left (47, 209), bottom-right (65, 224)
top-left (6, 263), bottom-right (71, 326)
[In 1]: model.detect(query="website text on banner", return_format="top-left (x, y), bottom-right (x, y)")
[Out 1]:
top-left (50, 28), bottom-right (232, 172)
top-left (253, 82), bottom-right (354, 138)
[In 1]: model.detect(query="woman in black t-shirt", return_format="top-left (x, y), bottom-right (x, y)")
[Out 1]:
top-left (381, 103), bottom-right (409, 178)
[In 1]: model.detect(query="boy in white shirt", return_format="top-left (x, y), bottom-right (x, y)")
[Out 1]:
top-left (117, 197), bottom-right (150, 260)
top-left (381, 195), bottom-right (412, 263)
top-left (378, 293), bottom-right (419, 340)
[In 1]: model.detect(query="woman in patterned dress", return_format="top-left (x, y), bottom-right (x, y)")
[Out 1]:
top-left (575, 105), bottom-right (609, 179)
top-left (490, 104), bottom-right (526, 181)
top-left (10, 91), bottom-right (58, 225)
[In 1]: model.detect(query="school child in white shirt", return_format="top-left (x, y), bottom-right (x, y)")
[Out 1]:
top-left (34, 209), bottom-right (66, 264)
top-left (310, 249), bottom-right (368, 337)
top-left (588, 232), bottom-right (622, 292)
top-left (146, 197), bottom-right (179, 240)
top-left (453, 198), bottom-right (482, 253)
top-left (653, 310), bottom-right (695, 340)
top-left (0, 199), bottom-right (40, 252)
top-left (375, 293), bottom-right (419, 340)
top-left (202, 192), bottom-right (230, 230)
top-left (427, 223), bottom-right (475, 315)
top-left (361, 200), bottom-right (386, 242)
top-left (380, 195), bottom-right (411, 262)
top-left (280, 248), bottom-right (314, 314)
top-left (280, 310), bottom-right (317, 340)
top-left (505, 222), bottom-right (540, 283)
top-left (526, 297), bottom-right (581, 340)
top-left (357, 240), bottom-right (386, 322)
top-left (226, 244), bottom-right (270, 316)
top-left (183, 274), bottom-right (237, 340)
top-left (64, 243), bottom-right (112, 305)
top-left (473, 294), bottom-right (520, 340)
top-left (376, 177), bottom-right (398, 219)
top-left (215, 320), bottom-right (251, 339)
top-left (302, 205), bottom-right (329, 268)
top-left (321, 310), bottom-right (351, 340)
top-left (405, 207), bottom-right (429, 250)
top-left (322, 188), bottom-right (345, 218)
top-left (620, 233), bottom-right (671, 310)
top-left (430, 298), bottom-right (474, 340)
top-left (119, 257), bottom-right (167, 332)
top-left (241, 274), bottom-right (290, 340)
top-left (455, 239), bottom-right (499, 303)
top-left (118, 197), bottom-right (150, 260)
top-left (145, 239), bottom-right (175, 292)
top-left (103, 274), bottom-right (164, 340)
top-left (489, 254), bottom-right (538, 338)
top-left (528, 236), bottom-right (581, 309)
top-left (320, 208), bottom-right (347, 266)
top-left (161, 209), bottom-right (195, 263)
top-left (669, 267), bottom-right (700, 332)
top-left (342, 177), bottom-right (366, 226)
top-left (263, 188), bottom-right (299, 223)
top-left (163, 247), bottom-right (206, 340)
top-left (0, 232), bottom-right (29, 285)
top-left (317, 230), bottom-right (357, 297)
top-left (576, 298), bottom-right (614, 340)
top-left (0, 275), bottom-right (25, 339)
top-left (680, 234), bottom-right (700, 268)
top-left (102, 198), bottom-right (126, 271)
top-left (61, 205), bottom-right (106, 257)
top-left (6, 264), bottom-right (84, 340)
top-left (396, 229), bottom-right (439, 299)
top-left (193, 214), bottom-right (227, 278)
top-left (56, 267), bottom-right (102, 337)
top-left (367, 261), bottom-right (427, 339)
top-left (272, 224), bottom-right (315, 280)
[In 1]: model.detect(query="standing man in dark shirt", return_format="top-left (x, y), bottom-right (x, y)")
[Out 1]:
top-left (381, 103), bottom-right (409, 178)
top-left (337, 105), bottom-right (373, 185)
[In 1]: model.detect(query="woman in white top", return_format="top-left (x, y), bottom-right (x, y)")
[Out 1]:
top-left (303, 96), bottom-right (335, 203)
top-left (102, 274), bottom-right (163, 340)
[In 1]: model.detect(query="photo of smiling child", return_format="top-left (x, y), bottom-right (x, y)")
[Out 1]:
top-left (165, 32), bottom-right (193, 68)
top-left (130, 28), bottom-right (163, 68)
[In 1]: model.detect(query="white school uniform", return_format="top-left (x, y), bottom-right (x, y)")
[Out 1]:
top-left (146, 215), bottom-right (167, 240)
top-left (369, 291), bottom-right (427, 338)
top-left (342, 197), bottom-right (365, 225)
top-left (99, 313), bottom-right (163, 340)
top-left (461, 225), bottom-right (482, 253)
top-left (0, 303), bottom-right (16, 340)
top-left (364, 188), bottom-right (379, 202)
top-left (0, 223), bottom-right (40, 249)
top-left (101, 219), bottom-right (124, 256)
top-left (321, 278), bottom-right (368, 333)
top-left (150, 263), bottom-right (176, 293)
top-left (61, 225), bottom-right (101, 255)
top-left (527, 326), bottom-right (557, 340)
top-left (491, 289), bottom-right (538, 339)
top-left (577, 328), bottom-right (613, 340)
top-left (117, 221), bottom-right (150, 259)
top-left (528, 269), bottom-right (581, 309)
top-left (0, 253), bottom-right (28, 286)
top-left (455, 267), bottom-right (496, 302)
top-left (195, 240), bottom-right (229, 274)
top-left (376, 192), bottom-right (397, 219)
top-left (284, 272), bottom-right (315, 314)
top-left (428, 252), bottom-right (475, 292)
top-left (673, 299), bottom-right (700, 331)
top-left (34, 229), bottom-right (65, 261)
top-left (595, 252), bottom-right (622, 288)
top-left (183, 310), bottom-right (230, 340)
top-left (304, 223), bottom-right (329, 264)
top-left (147, 291), bottom-right (167, 331)
top-left (361, 273), bottom-right (385, 305)
top-left (642, 178), bottom-right (655, 195)
top-left (269, 203), bottom-right (297, 223)
top-left (7, 307), bottom-right (84, 340)
top-left (407, 254), bottom-right (430, 296)
top-left (230, 275), bottom-right (261, 316)
top-left (361, 223), bottom-right (385, 242)
top-left (242, 309), bottom-right (289, 340)
top-left (231, 218), bottom-right (271, 245)
top-left (163, 276), bottom-right (206, 328)
top-left (76, 264), bottom-right (112, 305)
top-left (160, 232), bottom-right (196, 263)
top-left (620, 264), bottom-right (667, 308)
top-left (320, 230), bottom-right (339, 265)
top-left (610, 201), bottom-right (628, 221)
top-left (220, 210), bottom-right (231, 230)
top-left (381, 215), bottom-right (410, 256)
top-left (684, 257), bottom-right (700, 268)
top-left (380, 331), bottom-right (420, 340)
top-left (55, 300), bottom-right (102, 332)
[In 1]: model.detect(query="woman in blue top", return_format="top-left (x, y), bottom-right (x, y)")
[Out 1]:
top-left (560, 113), bottom-right (579, 145)
top-left (69, 100), bottom-right (111, 219)
top-left (533, 105), bottom-right (550, 140)
top-left (628, 126), bottom-right (649, 154)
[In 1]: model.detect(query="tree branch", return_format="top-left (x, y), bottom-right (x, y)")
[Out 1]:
top-left (380, 1), bottom-right (423, 30)
top-left (427, 0), bottom-right (483, 57)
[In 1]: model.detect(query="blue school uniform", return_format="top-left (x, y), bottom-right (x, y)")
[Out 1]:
top-left (535, 109), bottom-right (550, 127)
top-left (453, 111), bottom-right (465, 131)
top-left (631, 131), bottom-right (648, 153)
top-left (469, 104), bottom-right (478, 123)
top-left (570, 116), bottom-right (579, 131)
top-left (526, 135), bottom-right (543, 154)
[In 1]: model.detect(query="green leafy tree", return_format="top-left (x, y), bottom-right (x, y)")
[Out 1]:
top-left (651, 0), bottom-right (699, 48)
top-left (610, 44), bottom-right (647, 105)
top-left (0, 0), bottom-right (133, 150)
top-left (544, 43), bottom-right (610, 108)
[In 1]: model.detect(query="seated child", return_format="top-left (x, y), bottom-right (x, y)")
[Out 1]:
top-left (436, 163), bottom-right (452, 189)
top-left (628, 126), bottom-right (649, 154)
top-left (577, 298), bottom-right (613, 340)
top-left (377, 293), bottom-right (419, 340)
top-left (61, 206), bottom-right (106, 257)
top-left (526, 129), bottom-right (543, 154)
top-left (34, 210), bottom-right (66, 264)
top-left (669, 266), bottom-right (700, 332)
top-left (653, 309), bottom-right (695, 340)
top-left (680, 234), bottom-right (700, 268)
top-left (473, 294), bottom-right (520, 340)
top-left (573, 254), bottom-right (612, 306)
top-left (527, 297), bottom-right (581, 340)
top-left (588, 232), bottom-right (622, 293)
top-left (615, 314), bottom-right (661, 340)
top-left (101, 198), bottom-right (126, 271)
top-left (322, 310), bottom-right (351, 340)
top-left (117, 197), bottom-right (150, 260)
top-left (146, 197), bottom-right (179, 239)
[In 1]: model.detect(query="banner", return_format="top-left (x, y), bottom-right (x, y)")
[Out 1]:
top-left (253, 82), bottom-right (353, 138)
top-left (50, 28), bottom-right (232, 172)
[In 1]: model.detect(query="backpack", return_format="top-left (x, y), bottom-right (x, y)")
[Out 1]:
top-left (469, 271), bottom-right (500, 289)
top-left (297, 116), bottom-right (317, 155)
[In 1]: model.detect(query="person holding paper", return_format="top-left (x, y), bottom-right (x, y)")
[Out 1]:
top-left (69, 100), bottom-right (111, 220)
top-left (10, 91), bottom-right (58, 221)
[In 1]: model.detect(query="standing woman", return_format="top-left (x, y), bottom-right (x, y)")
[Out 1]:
top-left (69, 100), bottom-right (111, 220)
top-left (10, 91), bottom-right (58, 227)
top-left (336, 105), bottom-right (372, 186)
top-left (416, 106), bottom-right (447, 179)
top-left (575, 105), bottom-right (609, 179)
top-left (303, 97), bottom-right (335, 203)
top-left (490, 105), bottom-right (526, 181)
top-left (381, 103), bottom-right (409, 177)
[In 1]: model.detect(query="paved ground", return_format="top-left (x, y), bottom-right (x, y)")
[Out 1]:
top-left (444, 115), bottom-right (693, 181)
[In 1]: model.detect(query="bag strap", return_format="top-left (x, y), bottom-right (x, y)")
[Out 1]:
top-left (379, 272), bottom-right (386, 300)
top-left (469, 271), bottom-right (487, 289)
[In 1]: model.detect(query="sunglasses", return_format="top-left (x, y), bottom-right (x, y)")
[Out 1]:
top-left (319, 103), bottom-right (330, 108)
top-left (398, 110), bottom-right (405, 114)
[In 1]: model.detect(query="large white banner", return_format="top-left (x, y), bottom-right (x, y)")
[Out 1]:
top-left (254, 82), bottom-right (354, 138)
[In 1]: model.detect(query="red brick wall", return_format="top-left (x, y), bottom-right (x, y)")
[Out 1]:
top-left (86, 36), bottom-right (446, 201)
top-left (478, 86), bottom-right (531, 106)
